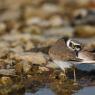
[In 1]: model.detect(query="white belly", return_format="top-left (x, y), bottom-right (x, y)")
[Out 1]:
top-left (53, 60), bottom-right (72, 70)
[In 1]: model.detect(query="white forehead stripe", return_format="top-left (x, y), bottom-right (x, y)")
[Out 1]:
top-left (67, 39), bottom-right (71, 48)
top-left (67, 39), bottom-right (80, 50)
top-left (66, 39), bottom-right (74, 50)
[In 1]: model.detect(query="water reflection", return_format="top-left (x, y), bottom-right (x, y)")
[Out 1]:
top-left (25, 86), bottom-right (95, 95)
top-left (25, 88), bottom-right (55, 95)
top-left (73, 86), bottom-right (95, 95)
top-left (0, 68), bottom-right (95, 95)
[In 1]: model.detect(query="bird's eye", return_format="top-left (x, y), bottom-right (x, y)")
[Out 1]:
top-left (75, 45), bottom-right (81, 48)
top-left (69, 42), bottom-right (75, 49)
top-left (75, 45), bottom-right (81, 51)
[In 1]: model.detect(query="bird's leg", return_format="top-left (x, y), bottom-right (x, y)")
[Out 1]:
top-left (73, 66), bottom-right (76, 82)
top-left (73, 65), bottom-right (78, 85)
top-left (60, 69), bottom-right (67, 79)
top-left (63, 69), bottom-right (66, 78)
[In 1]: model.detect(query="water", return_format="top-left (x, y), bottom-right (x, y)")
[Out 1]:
top-left (25, 86), bottom-right (95, 95)
top-left (25, 88), bottom-right (56, 95)
top-left (73, 86), bottom-right (95, 95)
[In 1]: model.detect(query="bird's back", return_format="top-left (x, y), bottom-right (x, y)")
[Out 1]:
top-left (49, 39), bottom-right (78, 61)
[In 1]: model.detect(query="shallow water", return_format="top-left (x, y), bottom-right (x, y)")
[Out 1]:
top-left (25, 86), bottom-right (95, 95)
top-left (25, 88), bottom-right (56, 95)
top-left (73, 86), bottom-right (95, 95)
top-left (0, 67), bottom-right (95, 95)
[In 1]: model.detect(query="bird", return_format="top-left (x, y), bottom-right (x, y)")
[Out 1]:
top-left (49, 37), bottom-right (82, 83)
top-left (76, 43), bottom-right (95, 71)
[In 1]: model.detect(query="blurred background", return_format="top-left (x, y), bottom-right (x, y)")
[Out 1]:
top-left (0, 0), bottom-right (95, 95)
top-left (0, 0), bottom-right (95, 38)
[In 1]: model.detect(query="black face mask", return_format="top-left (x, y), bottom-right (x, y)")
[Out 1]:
top-left (75, 50), bottom-right (78, 57)
top-left (75, 45), bottom-right (81, 57)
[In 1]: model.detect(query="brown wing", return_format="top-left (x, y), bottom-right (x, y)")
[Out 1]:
top-left (49, 40), bottom-right (78, 61)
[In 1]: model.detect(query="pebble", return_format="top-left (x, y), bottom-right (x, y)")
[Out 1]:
top-left (1, 76), bottom-right (13, 86)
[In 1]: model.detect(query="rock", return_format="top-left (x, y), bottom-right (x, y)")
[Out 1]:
top-left (39, 66), bottom-right (49, 72)
top-left (0, 0), bottom-right (33, 21)
top-left (0, 60), bottom-right (6, 69)
top-left (42, 4), bottom-right (61, 14)
top-left (26, 17), bottom-right (50, 28)
top-left (1, 77), bottom-right (13, 86)
top-left (76, 0), bottom-right (89, 6)
top-left (0, 69), bottom-right (16, 76)
top-left (2, 33), bottom-right (32, 42)
top-left (49, 15), bottom-right (63, 27)
top-left (11, 46), bottom-right (24, 53)
top-left (0, 41), bottom-right (9, 48)
top-left (85, 12), bottom-right (95, 25)
top-left (21, 52), bottom-right (47, 65)
top-left (26, 17), bottom-right (43, 26)
top-left (26, 74), bottom-right (32, 80)
top-left (12, 52), bottom-right (47, 65)
top-left (39, 20), bottom-right (50, 28)
top-left (15, 63), bottom-right (23, 74)
top-left (15, 61), bottom-right (32, 74)
top-left (74, 25), bottom-right (95, 38)
top-left (88, 0), bottom-right (95, 8)
top-left (46, 61), bottom-right (59, 69)
top-left (45, 27), bottom-right (74, 37)
top-left (0, 47), bottom-right (9, 58)
top-left (72, 9), bottom-right (95, 25)
top-left (22, 61), bottom-right (31, 73)
top-left (23, 25), bottom-right (42, 35)
top-left (44, 38), bottom-right (58, 46)
top-left (31, 0), bottom-right (44, 6)
top-left (0, 23), bottom-right (6, 35)
top-left (0, 9), bottom-right (20, 22)
top-left (5, 20), bottom-right (19, 32)
top-left (24, 41), bottom-right (35, 51)
top-left (73, 9), bottom-right (88, 18)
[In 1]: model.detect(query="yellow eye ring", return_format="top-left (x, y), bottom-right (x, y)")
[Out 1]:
top-left (72, 44), bottom-right (75, 49)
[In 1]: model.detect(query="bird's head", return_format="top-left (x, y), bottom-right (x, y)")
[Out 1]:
top-left (62, 37), bottom-right (81, 56)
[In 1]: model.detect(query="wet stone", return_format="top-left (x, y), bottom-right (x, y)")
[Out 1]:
top-left (0, 69), bottom-right (16, 76)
